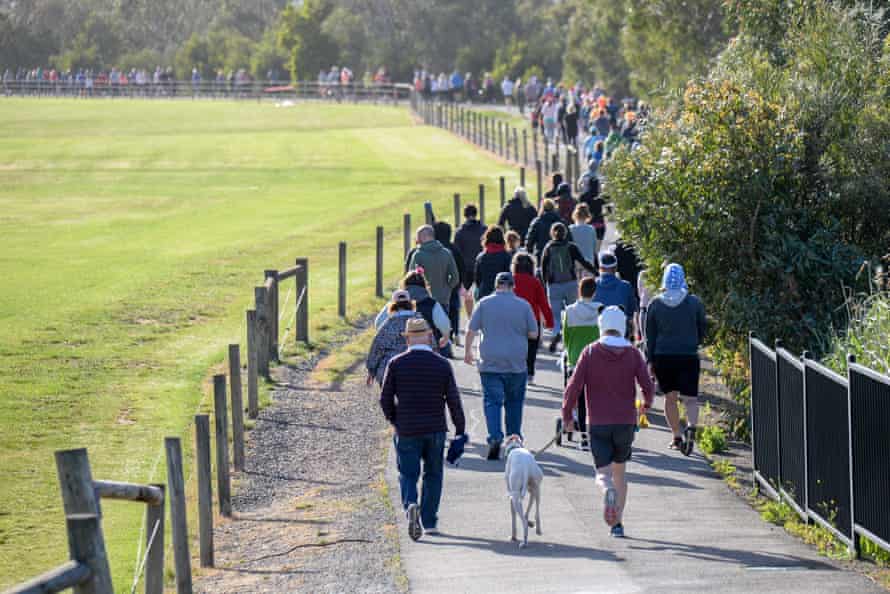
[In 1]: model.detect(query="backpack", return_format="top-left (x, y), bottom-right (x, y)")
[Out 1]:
top-left (548, 242), bottom-right (574, 284)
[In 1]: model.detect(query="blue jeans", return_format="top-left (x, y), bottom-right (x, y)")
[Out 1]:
top-left (480, 372), bottom-right (527, 444)
top-left (395, 431), bottom-right (446, 529)
top-left (548, 280), bottom-right (578, 336)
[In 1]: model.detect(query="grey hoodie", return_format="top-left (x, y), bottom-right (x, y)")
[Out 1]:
top-left (645, 293), bottom-right (706, 359)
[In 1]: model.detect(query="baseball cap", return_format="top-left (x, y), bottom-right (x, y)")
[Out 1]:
top-left (598, 306), bottom-right (627, 336)
top-left (599, 251), bottom-right (617, 269)
top-left (495, 271), bottom-right (514, 286)
top-left (391, 289), bottom-right (411, 303)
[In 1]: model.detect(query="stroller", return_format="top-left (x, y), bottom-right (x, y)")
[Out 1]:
top-left (554, 307), bottom-right (601, 449)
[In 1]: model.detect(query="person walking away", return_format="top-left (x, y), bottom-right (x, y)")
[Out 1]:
top-left (562, 306), bottom-right (654, 537)
top-left (515, 77), bottom-right (525, 114)
top-left (497, 186), bottom-right (537, 242)
top-left (541, 96), bottom-right (559, 144)
top-left (569, 204), bottom-right (597, 278)
top-left (434, 221), bottom-right (464, 346)
top-left (454, 204), bottom-right (487, 316)
top-left (375, 270), bottom-right (451, 350)
top-left (465, 272), bottom-right (538, 460)
top-left (555, 183), bottom-right (577, 223)
top-left (562, 278), bottom-right (604, 446)
top-left (474, 226), bottom-right (512, 300)
top-left (544, 172), bottom-right (564, 199)
top-left (645, 264), bottom-right (706, 455)
top-left (541, 223), bottom-right (596, 352)
top-left (380, 318), bottom-right (466, 540)
top-left (367, 290), bottom-right (420, 385)
top-left (512, 253), bottom-right (554, 383)
top-left (613, 238), bottom-right (643, 302)
top-left (525, 199), bottom-right (564, 267)
top-left (407, 225), bottom-right (459, 317)
top-left (636, 270), bottom-right (652, 348)
top-left (593, 252), bottom-right (637, 338)
top-left (565, 99), bottom-right (580, 148)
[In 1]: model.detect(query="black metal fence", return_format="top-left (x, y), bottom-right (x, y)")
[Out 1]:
top-left (749, 333), bottom-right (890, 558)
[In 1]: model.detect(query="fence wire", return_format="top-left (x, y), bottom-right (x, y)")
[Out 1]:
top-left (130, 518), bottom-right (161, 594)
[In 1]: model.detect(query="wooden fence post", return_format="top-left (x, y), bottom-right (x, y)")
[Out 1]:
top-left (213, 374), bottom-right (232, 517)
top-left (54, 448), bottom-right (114, 594)
top-left (144, 483), bottom-right (165, 594)
top-left (403, 213), bottom-right (411, 260)
top-left (523, 129), bottom-right (529, 166)
top-left (376, 226), bottom-right (384, 298)
top-left (520, 166), bottom-right (526, 188)
top-left (228, 344), bottom-right (245, 472)
top-left (164, 437), bottom-right (192, 594)
top-left (264, 270), bottom-right (278, 359)
top-left (246, 310), bottom-right (259, 419)
top-left (295, 258), bottom-right (309, 345)
top-left (453, 193), bottom-right (460, 229)
top-left (499, 176), bottom-right (506, 208)
top-left (533, 128), bottom-right (539, 164)
top-left (552, 152), bottom-right (559, 175)
top-left (544, 141), bottom-right (550, 176)
top-left (338, 242), bottom-right (347, 317)
top-left (536, 160), bottom-right (543, 207)
top-left (478, 184), bottom-right (485, 224)
top-left (194, 415), bottom-right (213, 567)
top-left (254, 286), bottom-right (270, 378)
top-left (513, 128), bottom-right (519, 163)
top-left (498, 121), bottom-right (504, 157)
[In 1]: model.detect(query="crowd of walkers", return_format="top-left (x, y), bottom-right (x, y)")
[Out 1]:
top-left (370, 151), bottom-right (707, 541)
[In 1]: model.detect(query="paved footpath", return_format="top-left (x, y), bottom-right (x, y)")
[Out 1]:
top-left (387, 340), bottom-right (882, 594)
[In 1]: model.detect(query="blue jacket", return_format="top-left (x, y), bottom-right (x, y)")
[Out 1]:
top-left (593, 273), bottom-right (637, 316)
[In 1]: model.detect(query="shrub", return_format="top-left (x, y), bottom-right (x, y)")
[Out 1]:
top-left (698, 425), bottom-right (728, 455)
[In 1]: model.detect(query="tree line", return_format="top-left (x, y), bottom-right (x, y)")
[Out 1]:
top-left (3, 0), bottom-right (735, 93)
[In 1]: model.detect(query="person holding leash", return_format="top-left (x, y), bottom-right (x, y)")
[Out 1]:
top-left (561, 306), bottom-right (654, 538)
top-left (380, 318), bottom-right (466, 541)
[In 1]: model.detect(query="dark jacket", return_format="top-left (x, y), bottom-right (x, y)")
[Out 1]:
top-left (380, 348), bottom-right (466, 437)
top-left (454, 219), bottom-right (486, 285)
top-left (593, 273), bottom-right (637, 316)
top-left (497, 198), bottom-right (537, 241)
top-left (613, 240), bottom-right (642, 298)
top-left (645, 294), bottom-right (706, 359)
top-left (526, 210), bottom-right (566, 262)
top-left (407, 240), bottom-right (459, 306)
top-left (541, 239), bottom-right (596, 285)
top-left (474, 249), bottom-right (512, 299)
top-left (434, 224), bottom-right (465, 283)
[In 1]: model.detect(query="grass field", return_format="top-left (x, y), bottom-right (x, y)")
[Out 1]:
top-left (0, 98), bottom-right (520, 590)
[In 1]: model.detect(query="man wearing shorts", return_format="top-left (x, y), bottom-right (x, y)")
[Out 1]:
top-left (562, 306), bottom-right (654, 537)
top-left (645, 263), bottom-right (707, 455)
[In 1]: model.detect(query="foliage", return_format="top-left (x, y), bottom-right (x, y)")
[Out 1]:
top-left (0, 12), bottom-right (57, 69)
top-left (698, 425), bottom-right (728, 454)
top-left (277, 0), bottom-right (340, 81)
top-left (50, 14), bottom-right (122, 71)
top-left (711, 458), bottom-right (739, 489)
top-left (606, 1), bottom-right (889, 393)
top-left (823, 289), bottom-right (890, 376)
top-left (173, 28), bottom-right (256, 79)
top-left (562, 0), bottom-right (631, 95)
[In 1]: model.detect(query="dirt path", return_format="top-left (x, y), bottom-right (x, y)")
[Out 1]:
top-left (194, 349), bottom-right (403, 593)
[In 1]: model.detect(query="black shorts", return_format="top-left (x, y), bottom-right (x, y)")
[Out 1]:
top-left (588, 424), bottom-right (635, 468)
top-left (594, 225), bottom-right (606, 240)
top-left (461, 268), bottom-right (475, 291)
top-left (652, 355), bottom-right (701, 397)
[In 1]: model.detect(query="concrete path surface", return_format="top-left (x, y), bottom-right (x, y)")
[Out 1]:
top-left (387, 342), bottom-right (882, 594)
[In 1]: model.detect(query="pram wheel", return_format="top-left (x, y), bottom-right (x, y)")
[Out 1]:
top-left (555, 418), bottom-right (563, 447)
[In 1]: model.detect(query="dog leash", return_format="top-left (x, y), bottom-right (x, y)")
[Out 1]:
top-left (533, 434), bottom-right (559, 457)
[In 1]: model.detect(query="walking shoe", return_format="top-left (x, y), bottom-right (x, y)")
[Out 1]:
top-left (610, 523), bottom-right (625, 538)
top-left (669, 436), bottom-right (683, 450)
top-left (528, 374), bottom-right (535, 385)
top-left (406, 503), bottom-right (422, 541)
top-left (682, 426), bottom-right (696, 457)
top-left (548, 333), bottom-right (562, 353)
top-left (603, 487), bottom-right (619, 527)
top-left (487, 441), bottom-right (501, 461)
top-left (423, 526), bottom-right (440, 536)
top-left (580, 433), bottom-right (589, 449)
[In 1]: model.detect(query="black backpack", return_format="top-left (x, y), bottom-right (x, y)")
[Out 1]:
top-left (548, 242), bottom-right (574, 284)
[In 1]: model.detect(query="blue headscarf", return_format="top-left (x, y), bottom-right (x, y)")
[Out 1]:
top-left (662, 263), bottom-right (688, 291)
top-left (661, 263), bottom-right (689, 307)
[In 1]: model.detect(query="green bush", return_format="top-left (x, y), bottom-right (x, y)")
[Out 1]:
top-left (698, 425), bottom-right (728, 454)
top-left (822, 289), bottom-right (890, 376)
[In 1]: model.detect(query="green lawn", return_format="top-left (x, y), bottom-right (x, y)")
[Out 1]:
top-left (0, 98), bottom-right (521, 590)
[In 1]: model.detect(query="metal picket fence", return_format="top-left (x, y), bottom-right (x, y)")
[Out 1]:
top-left (749, 333), bottom-right (890, 558)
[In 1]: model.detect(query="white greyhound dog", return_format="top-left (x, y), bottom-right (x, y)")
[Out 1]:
top-left (504, 434), bottom-right (544, 548)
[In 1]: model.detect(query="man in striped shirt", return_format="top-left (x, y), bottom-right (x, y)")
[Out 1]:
top-left (380, 318), bottom-right (467, 541)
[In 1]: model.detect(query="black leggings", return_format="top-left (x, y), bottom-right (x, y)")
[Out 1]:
top-left (527, 323), bottom-right (541, 376)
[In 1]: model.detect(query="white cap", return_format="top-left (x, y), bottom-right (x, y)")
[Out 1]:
top-left (598, 306), bottom-right (627, 337)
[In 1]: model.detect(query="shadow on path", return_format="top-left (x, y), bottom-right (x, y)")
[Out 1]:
top-left (625, 537), bottom-right (837, 570)
top-left (423, 532), bottom-right (624, 561)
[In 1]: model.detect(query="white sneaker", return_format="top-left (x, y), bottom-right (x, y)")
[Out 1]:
top-left (424, 526), bottom-right (440, 536)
